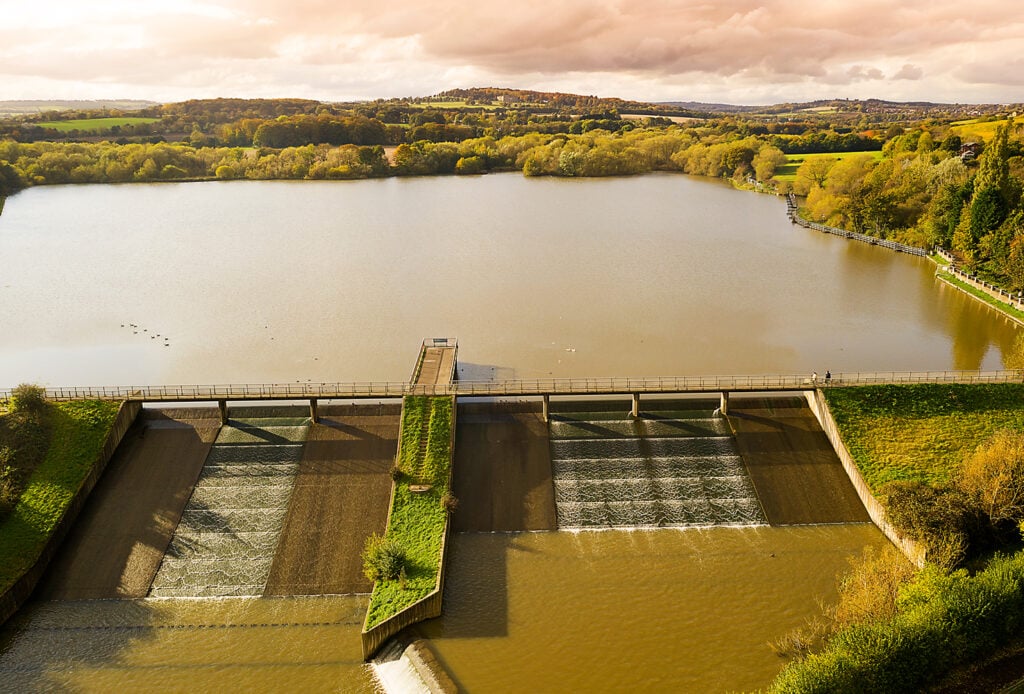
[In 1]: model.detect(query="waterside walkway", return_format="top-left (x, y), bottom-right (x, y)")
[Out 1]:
top-left (7, 370), bottom-right (1020, 405)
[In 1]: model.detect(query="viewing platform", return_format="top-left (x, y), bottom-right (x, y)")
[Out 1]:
top-left (410, 338), bottom-right (458, 388)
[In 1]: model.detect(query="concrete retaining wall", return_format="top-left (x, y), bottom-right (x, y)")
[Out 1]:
top-left (804, 390), bottom-right (926, 567)
top-left (0, 400), bottom-right (142, 626)
top-left (362, 395), bottom-right (456, 660)
top-left (934, 249), bottom-right (1024, 325)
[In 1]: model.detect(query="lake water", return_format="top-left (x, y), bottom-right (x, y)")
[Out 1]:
top-left (0, 174), bottom-right (1018, 388)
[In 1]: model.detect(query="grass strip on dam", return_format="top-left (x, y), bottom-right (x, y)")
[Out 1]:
top-left (364, 395), bottom-right (453, 629)
top-left (823, 383), bottom-right (1024, 491)
top-left (0, 400), bottom-right (119, 593)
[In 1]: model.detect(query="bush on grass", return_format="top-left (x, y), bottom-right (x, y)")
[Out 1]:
top-left (362, 533), bottom-right (408, 582)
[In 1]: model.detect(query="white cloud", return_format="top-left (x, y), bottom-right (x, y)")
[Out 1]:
top-left (0, 0), bottom-right (1023, 103)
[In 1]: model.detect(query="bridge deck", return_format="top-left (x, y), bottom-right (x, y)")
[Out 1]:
top-left (7, 370), bottom-right (1019, 404)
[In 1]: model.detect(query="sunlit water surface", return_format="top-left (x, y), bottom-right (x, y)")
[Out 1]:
top-left (0, 174), bottom-right (1017, 387)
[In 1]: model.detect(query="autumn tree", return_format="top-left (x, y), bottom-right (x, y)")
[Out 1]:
top-left (959, 429), bottom-right (1024, 527)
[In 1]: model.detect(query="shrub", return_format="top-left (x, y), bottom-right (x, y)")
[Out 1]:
top-left (441, 490), bottom-right (458, 514)
top-left (959, 429), bottom-right (1024, 527)
top-left (769, 551), bottom-right (1024, 693)
top-left (361, 533), bottom-right (407, 582)
top-left (883, 481), bottom-right (992, 568)
top-left (10, 384), bottom-right (46, 414)
top-left (832, 545), bottom-right (917, 628)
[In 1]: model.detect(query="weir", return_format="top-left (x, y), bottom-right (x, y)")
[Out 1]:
top-left (549, 404), bottom-right (767, 529)
top-left (149, 416), bottom-right (310, 597)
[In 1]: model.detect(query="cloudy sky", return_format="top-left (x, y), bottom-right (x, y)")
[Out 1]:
top-left (3, 0), bottom-right (1024, 105)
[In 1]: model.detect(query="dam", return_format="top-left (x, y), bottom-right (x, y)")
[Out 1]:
top-left (0, 342), bottom-right (974, 691)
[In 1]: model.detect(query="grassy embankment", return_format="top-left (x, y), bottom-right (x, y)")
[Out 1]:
top-left (774, 150), bottom-right (884, 183)
top-left (766, 383), bottom-right (1024, 692)
top-left (823, 383), bottom-right (1024, 491)
top-left (364, 395), bottom-right (453, 630)
top-left (36, 117), bottom-right (160, 132)
top-left (0, 398), bottom-right (120, 593)
top-left (935, 268), bottom-right (1024, 323)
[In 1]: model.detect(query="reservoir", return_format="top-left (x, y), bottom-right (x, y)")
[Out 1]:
top-left (0, 174), bottom-right (1018, 387)
top-left (0, 174), bottom-right (1017, 691)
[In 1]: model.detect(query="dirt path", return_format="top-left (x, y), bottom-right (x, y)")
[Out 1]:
top-left (263, 405), bottom-right (399, 596)
top-left (36, 409), bottom-right (219, 600)
top-left (452, 403), bottom-right (556, 533)
top-left (728, 396), bottom-right (869, 526)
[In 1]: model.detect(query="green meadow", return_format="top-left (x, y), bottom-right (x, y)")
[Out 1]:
top-left (774, 150), bottom-right (885, 182)
top-left (37, 117), bottom-right (160, 132)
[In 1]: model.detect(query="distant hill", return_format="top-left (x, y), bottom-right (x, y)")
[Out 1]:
top-left (660, 98), bottom-right (1022, 119)
top-left (0, 100), bottom-right (157, 116)
top-left (426, 87), bottom-right (705, 118)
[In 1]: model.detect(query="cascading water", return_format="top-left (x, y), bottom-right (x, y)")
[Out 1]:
top-left (549, 409), bottom-right (767, 529)
top-left (149, 417), bottom-right (309, 598)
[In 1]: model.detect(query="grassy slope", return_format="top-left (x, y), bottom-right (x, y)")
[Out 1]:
top-left (950, 118), bottom-right (1013, 141)
top-left (0, 400), bottom-right (119, 592)
top-left (774, 150), bottom-right (884, 182)
top-left (365, 396), bottom-right (452, 629)
top-left (823, 384), bottom-right (1024, 491)
top-left (37, 117), bottom-right (160, 132)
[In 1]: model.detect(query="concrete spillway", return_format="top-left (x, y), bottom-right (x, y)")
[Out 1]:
top-left (149, 417), bottom-right (309, 598)
top-left (549, 410), bottom-right (766, 529)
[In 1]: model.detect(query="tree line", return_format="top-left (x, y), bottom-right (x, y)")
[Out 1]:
top-left (793, 122), bottom-right (1024, 289)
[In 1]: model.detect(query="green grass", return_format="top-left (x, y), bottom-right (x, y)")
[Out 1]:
top-left (365, 395), bottom-right (453, 629)
top-left (774, 150), bottom-right (884, 182)
top-left (824, 384), bottom-right (1024, 492)
top-left (0, 400), bottom-right (119, 593)
top-left (36, 117), bottom-right (160, 132)
top-left (937, 271), bottom-right (1024, 323)
top-left (950, 118), bottom-right (1013, 141)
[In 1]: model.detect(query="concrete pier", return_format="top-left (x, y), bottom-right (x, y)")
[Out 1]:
top-left (720, 391), bottom-right (729, 415)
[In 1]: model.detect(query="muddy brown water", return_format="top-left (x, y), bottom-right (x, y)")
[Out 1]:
top-left (0, 174), bottom-right (1019, 387)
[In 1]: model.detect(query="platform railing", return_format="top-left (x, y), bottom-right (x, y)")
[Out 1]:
top-left (2, 370), bottom-right (1020, 404)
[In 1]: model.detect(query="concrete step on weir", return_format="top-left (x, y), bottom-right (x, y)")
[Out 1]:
top-left (149, 418), bottom-right (310, 598)
top-left (550, 412), bottom-right (767, 530)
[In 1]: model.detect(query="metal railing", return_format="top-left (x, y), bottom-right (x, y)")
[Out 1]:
top-left (786, 193), bottom-right (928, 257)
top-left (2, 370), bottom-right (1020, 404)
top-left (936, 248), bottom-right (1024, 311)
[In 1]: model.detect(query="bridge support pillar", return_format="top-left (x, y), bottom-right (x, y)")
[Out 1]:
top-left (719, 392), bottom-right (729, 416)
top-left (631, 393), bottom-right (640, 418)
top-left (542, 394), bottom-right (549, 423)
top-left (309, 398), bottom-right (319, 423)
top-left (218, 399), bottom-right (228, 425)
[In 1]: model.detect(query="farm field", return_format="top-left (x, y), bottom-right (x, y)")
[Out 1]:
top-left (950, 117), bottom-right (1016, 141)
top-left (36, 117), bottom-right (160, 132)
top-left (774, 150), bottom-right (884, 182)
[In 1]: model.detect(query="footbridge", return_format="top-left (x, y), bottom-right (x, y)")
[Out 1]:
top-left (5, 370), bottom-right (1020, 423)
